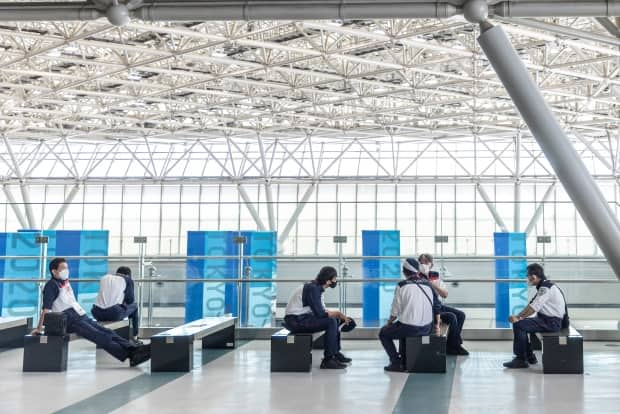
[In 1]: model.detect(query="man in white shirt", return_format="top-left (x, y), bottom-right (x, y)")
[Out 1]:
top-left (503, 263), bottom-right (567, 369)
top-left (284, 266), bottom-right (355, 369)
top-left (31, 258), bottom-right (150, 367)
top-left (379, 258), bottom-right (441, 372)
top-left (92, 266), bottom-right (140, 342)
top-left (418, 253), bottom-right (469, 356)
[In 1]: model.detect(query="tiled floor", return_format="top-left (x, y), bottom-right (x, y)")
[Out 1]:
top-left (1, 339), bottom-right (619, 414)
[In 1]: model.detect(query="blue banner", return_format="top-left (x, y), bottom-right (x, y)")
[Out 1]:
top-left (0, 232), bottom-right (40, 317)
top-left (242, 231), bottom-right (277, 327)
top-left (186, 231), bottom-right (237, 323)
top-left (0, 230), bottom-right (109, 318)
top-left (362, 230), bottom-right (400, 327)
top-left (494, 232), bottom-right (527, 328)
top-left (186, 231), bottom-right (276, 327)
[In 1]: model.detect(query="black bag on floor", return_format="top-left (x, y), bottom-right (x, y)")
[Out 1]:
top-left (44, 312), bottom-right (67, 336)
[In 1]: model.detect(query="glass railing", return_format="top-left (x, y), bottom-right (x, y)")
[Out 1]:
top-left (0, 255), bottom-right (619, 331)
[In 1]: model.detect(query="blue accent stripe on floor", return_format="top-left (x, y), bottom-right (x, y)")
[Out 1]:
top-left (392, 356), bottom-right (457, 414)
top-left (53, 341), bottom-right (249, 414)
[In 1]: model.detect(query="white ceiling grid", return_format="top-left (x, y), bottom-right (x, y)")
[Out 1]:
top-left (0, 15), bottom-right (616, 184)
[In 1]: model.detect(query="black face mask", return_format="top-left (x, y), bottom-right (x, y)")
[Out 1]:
top-left (330, 280), bottom-right (337, 288)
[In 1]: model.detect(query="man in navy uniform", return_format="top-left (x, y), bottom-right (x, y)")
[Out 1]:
top-left (379, 257), bottom-right (441, 372)
top-left (284, 266), bottom-right (355, 369)
top-left (92, 266), bottom-right (141, 343)
top-left (503, 263), bottom-right (567, 369)
top-left (31, 258), bottom-right (150, 366)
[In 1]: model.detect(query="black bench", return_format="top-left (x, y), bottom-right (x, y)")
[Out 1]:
top-left (0, 317), bottom-right (32, 348)
top-left (150, 316), bottom-right (236, 372)
top-left (399, 324), bottom-right (450, 373)
top-left (23, 319), bottom-right (130, 372)
top-left (270, 328), bottom-right (326, 372)
top-left (533, 326), bottom-right (583, 374)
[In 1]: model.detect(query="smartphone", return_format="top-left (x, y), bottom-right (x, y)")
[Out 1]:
top-left (428, 270), bottom-right (440, 281)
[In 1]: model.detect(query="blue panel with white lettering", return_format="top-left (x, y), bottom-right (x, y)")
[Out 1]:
top-left (244, 231), bottom-right (276, 327)
top-left (185, 231), bottom-right (237, 322)
top-left (362, 230), bottom-right (400, 327)
top-left (77, 231), bottom-right (109, 313)
top-left (494, 232), bottom-right (527, 327)
top-left (0, 230), bottom-right (108, 318)
top-left (185, 231), bottom-right (276, 325)
top-left (1, 232), bottom-right (40, 317)
top-left (186, 231), bottom-right (206, 323)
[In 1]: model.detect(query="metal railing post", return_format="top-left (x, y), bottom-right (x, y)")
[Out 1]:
top-left (133, 236), bottom-right (147, 329)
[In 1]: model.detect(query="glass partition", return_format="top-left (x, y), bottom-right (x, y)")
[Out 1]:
top-left (2, 255), bottom-right (618, 331)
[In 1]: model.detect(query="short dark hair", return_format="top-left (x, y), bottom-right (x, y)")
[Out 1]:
top-left (49, 257), bottom-right (66, 276)
top-left (527, 263), bottom-right (546, 280)
top-left (116, 266), bottom-right (132, 277)
top-left (418, 253), bottom-right (433, 264)
top-left (316, 266), bottom-right (337, 285)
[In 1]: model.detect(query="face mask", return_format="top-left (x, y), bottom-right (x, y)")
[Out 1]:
top-left (330, 280), bottom-right (337, 288)
top-left (419, 264), bottom-right (429, 275)
top-left (58, 269), bottom-right (69, 280)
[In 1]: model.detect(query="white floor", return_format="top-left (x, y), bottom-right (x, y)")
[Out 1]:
top-left (1, 340), bottom-right (619, 414)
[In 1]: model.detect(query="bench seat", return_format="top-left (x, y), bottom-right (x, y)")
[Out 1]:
top-left (0, 317), bottom-right (32, 348)
top-left (271, 328), bottom-right (325, 372)
top-left (151, 316), bottom-right (236, 372)
top-left (22, 318), bottom-right (130, 372)
top-left (535, 325), bottom-right (583, 374)
top-left (400, 324), bottom-right (450, 373)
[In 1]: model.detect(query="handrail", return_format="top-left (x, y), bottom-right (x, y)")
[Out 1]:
top-left (0, 254), bottom-right (609, 261)
top-left (0, 278), bottom-right (617, 284)
top-left (0, 199), bottom-right (608, 206)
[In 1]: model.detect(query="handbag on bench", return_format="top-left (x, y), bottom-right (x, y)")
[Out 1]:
top-left (44, 312), bottom-right (68, 336)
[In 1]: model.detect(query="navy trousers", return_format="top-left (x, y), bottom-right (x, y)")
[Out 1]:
top-left (92, 303), bottom-right (139, 337)
top-left (284, 314), bottom-right (341, 358)
top-left (379, 321), bottom-right (432, 363)
top-left (65, 308), bottom-right (135, 362)
top-left (512, 314), bottom-right (562, 360)
top-left (439, 304), bottom-right (466, 349)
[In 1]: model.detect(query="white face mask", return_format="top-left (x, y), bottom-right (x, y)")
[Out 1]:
top-left (419, 263), bottom-right (429, 275)
top-left (58, 269), bottom-right (69, 280)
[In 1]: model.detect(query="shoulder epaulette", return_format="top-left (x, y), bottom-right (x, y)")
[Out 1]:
top-left (540, 280), bottom-right (554, 289)
top-left (398, 279), bottom-right (415, 287)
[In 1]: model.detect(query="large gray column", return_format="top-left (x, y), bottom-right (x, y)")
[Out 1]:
top-left (477, 20), bottom-right (620, 279)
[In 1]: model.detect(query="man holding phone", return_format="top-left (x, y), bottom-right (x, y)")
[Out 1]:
top-left (418, 253), bottom-right (469, 356)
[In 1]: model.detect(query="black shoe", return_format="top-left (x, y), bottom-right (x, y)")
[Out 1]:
top-left (503, 357), bottom-right (529, 369)
top-left (527, 353), bottom-right (538, 365)
top-left (129, 338), bottom-right (145, 347)
top-left (320, 356), bottom-right (347, 369)
top-left (384, 361), bottom-right (406, 372)
top-left (446, 346), bottom-right (469, 356)
top-left (335, 352), bottom-right (352, 363)
top-left (129, 344), bottom-right (151, 367)
top-left (455, 345), bottom-right (469, 356)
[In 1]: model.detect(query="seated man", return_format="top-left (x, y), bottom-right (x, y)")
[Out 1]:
top-left (379, 258), bottom-right (441, 372)
top-left (31, 258), bottom-right (150, 367)
top-left (504, 263), bottom-right (567, 369)
top-left (418, 253), bottom-right (468, 355)
top-left (92, 266), bottom-right (141, 344)
top-left (284, 266), bottom-right (355, 369)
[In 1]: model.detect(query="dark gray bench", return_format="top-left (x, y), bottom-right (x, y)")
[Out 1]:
top-left (400, 324), bottom-right (450, 373)
top-left (151, 316), bottom-right (236, 372)
top-left (534, 325), bottom-right (583, 374)
top-left (270, 328), bottom-right (326, 372)
top-left (23, 319), bottom-right (130, 372)
top-left (0, 317), bottom-right (32, 348)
